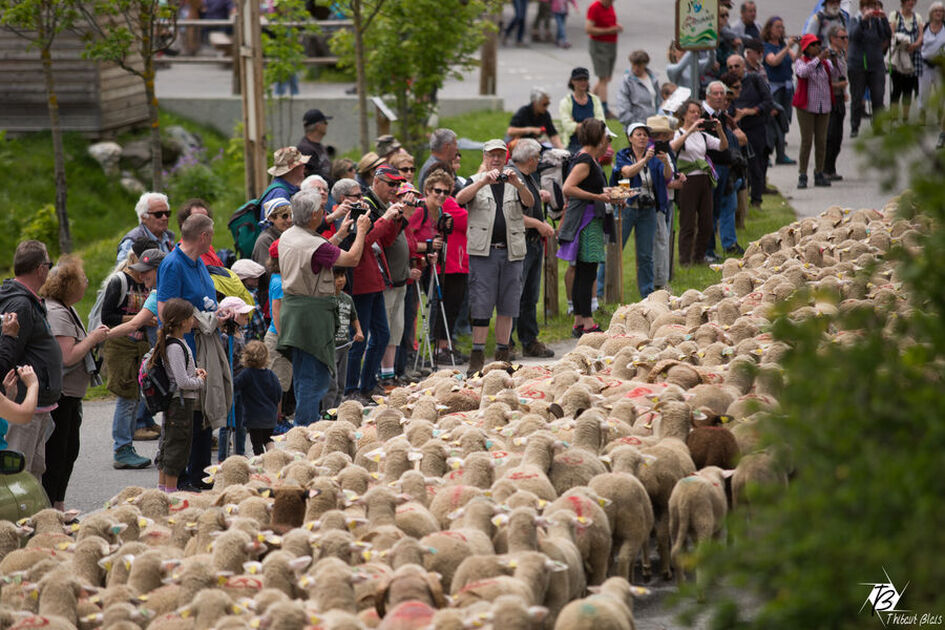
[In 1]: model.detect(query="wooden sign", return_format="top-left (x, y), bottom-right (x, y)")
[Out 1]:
top-left (676, 0), bottom-right (719, 51)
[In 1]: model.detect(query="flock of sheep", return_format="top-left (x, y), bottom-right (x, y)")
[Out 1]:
top-left (0, 200), bottom-right (917, 630)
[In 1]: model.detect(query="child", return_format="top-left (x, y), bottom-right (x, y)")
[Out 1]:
top-left (0, 361), bottom-right (40, 449)
top-left (153, 298), bottom-right (207, 493)
top-left (326, 267), bottom-right (363, 411)
top-left (233, 340), bottom-right (282, 454)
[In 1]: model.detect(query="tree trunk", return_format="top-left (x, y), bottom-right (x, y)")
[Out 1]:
top-left (40, 39), bottom-right (71, 253)
top-left (353, 0), bottom-right (369, 154)
top-left (145, 67), bottom-right (163, 191)
top-left (396, 89), bottom-right (410, 152)
top-left (479, 9), bottom-right (499, 95)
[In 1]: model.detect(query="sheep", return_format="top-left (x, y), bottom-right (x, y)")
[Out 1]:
top-left (587, 472), bottom-right (654, 584)
top-left (668, 466), bottom-right (732, 583)
top-left (543, 488), bottom-right (612, 586)
top-left (553, 577), bottom-right (645, 630)
top-left (301, 557), bottom-right (359, 614)
top-left (374, 563), bottom-right (447, 618)
top-left (210, 529), bottom-right (266, 574)
top-left (686, 426), bottom-right (741, 469)
top-left (731, 450), bottom-right (789, 510)
top-left (35, 569), bottom-right (93, 626)
top-left (268, 485), bottom-right (308, 534)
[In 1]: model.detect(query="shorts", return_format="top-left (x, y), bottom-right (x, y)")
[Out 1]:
top-left (155, 396), bottom-right (194, 477)
top-left (469, 247), bottom-right (524, 319)
top-left (383, 284), bottom-right (408, 346)
top-left (264, 330), bottom-right (292, 392)
top-left (589, 39), bottom-right (616, 80)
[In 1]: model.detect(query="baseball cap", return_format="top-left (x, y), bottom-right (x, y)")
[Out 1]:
top-left (374, 164), bottom-right (406, 182)
top-left (219, 296), bottom-right (255, 315)
top-left (268, 239), bottom-right (280, 260)
top-left (570, 67), bottom-right (590, 81)
top-left (626, 122), bottom-right (651, 137)
top-left (231, 259), bottom-right (266, 280)
top-left (483, 139), bottom-right (508, 153)
top-left (303, 108), bottom-right (332, 126)
top-left (129, 249), bottom-right (166, 272)
top-left (268, 147), bottom-right (310, 177)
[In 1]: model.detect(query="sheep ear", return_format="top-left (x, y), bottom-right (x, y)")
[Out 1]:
top-left (308, 488), bottom-right (322, 498)
top-left (15, 524), bottom-right (33, 537)
top-left (587, 585), bottom-right (602, 594)
top-left (491, 514), bottom-right (509, 527)
top-left (446, 507), bottom-right (465, 521)
top-left (243, 561), bottom-right (263, 575)
top-left (287, 555), bottom-right (312, 573)
top-left (546, 560), bottom-right (569, 573)
top-left (527, 606), bottom-right (549, 621)
top-left (425, 571), bottom-right (447, 609)
top-left (721, 468), bottom-right (736, 479)
top-left (160, 559), bottom-right (181, 573)
top-left (62, 509), bottom-right (81, 523)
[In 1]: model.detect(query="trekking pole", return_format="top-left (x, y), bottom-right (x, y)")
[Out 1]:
top-left (429, 264), bottom-right (455, 367)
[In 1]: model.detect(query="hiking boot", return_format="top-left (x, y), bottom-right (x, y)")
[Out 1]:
top-left (814, 172), bottom-right (832, 187)
top-left (524, 341), bottom-right (555, 358)
top-left (133, 426), bottom-right (160, 441)
top-left (379, 377), bottom-right (397, 392)
top-left (467, 349), bottom-right (485, 377)
top-left (494, 347), bottom-right (515, 362)
top-left (797, 174), bottom-right (808, 189)
top-left (113, 445), bottom-right (150, 469)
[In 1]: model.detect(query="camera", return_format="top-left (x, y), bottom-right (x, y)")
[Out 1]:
top-left (349, 201), bottom-right (369, 220)
top-left (496, 173), bottom-right (509, 183)
top-left (406, 197), bottom-right (426, 209)
top-left (636, 193), bottom-right (656, 207)
top-left (436, 212), bottom-right (454, 236)
top-left (653, 140), bottom-right (671, 155)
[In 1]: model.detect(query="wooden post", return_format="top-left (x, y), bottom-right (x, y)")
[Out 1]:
top-left (604, 212), bottom-right (623, 304)
top-left (479, 11), bottom-right (498, 95)
top-left (237, 0), bottom-right (267, 199)
top-left (544, 236), bottom-right (559, 319)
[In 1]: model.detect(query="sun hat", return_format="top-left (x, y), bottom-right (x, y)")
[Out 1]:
top-left (267, 147), bottom-right (310, 177)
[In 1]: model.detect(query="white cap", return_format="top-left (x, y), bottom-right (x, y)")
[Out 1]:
top-left (218, 296), bottom-right (255, 315)
top-left (231, 259), bottom-right (266, 280)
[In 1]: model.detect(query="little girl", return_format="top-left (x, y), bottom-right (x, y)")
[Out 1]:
top-left (0, 362), bottom-right (40, 449)
top-left (153, 298), bottom-right (206, 492)
top-left (233, 340), bottom-right (282, 455)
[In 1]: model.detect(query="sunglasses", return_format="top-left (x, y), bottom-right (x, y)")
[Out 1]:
top-left (378, 179), bottom-right (399, 187)
top-left (42, 261), bottom-right (55, 269)
top-left (429, 187), bottom-right (450, 196)
top-left (149, 210), bottom-right (172, 218)
top-left (399, 166), bottom-right (416, 173)
top-left (345, 192), bottom-right (363, 199)
top-left (274, 212), bottom-right (291, 220)
top-left (836, 35), bottom-right (849, 39)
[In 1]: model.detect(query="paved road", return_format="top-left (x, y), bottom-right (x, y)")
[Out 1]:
top-left (152, 0), bottom-right (934, 219)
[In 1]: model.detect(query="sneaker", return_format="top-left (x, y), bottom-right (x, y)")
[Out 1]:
top-left (826, 173), bottom-right (843, 181)
top-left (725, 243), bottom-right (745, 256)
top-left (762, 186), bottom-right (779, 195)
top-left (797, 174), bottom-right (808, 189)
top-left (571, 325), bottom-right (584, 338)
top-left (814, 172), bottom-right (832, 187)
top-left (524, 341), bottom-right (555, 358)
top-left (113, 445), bottom-right (150, 469)
top-left (850, 129), bottom-right (859, 138)
top-left (379, 377), bottom-right (397, 392)
top-left (467, 349), bottom-right (485, 377)
top-left (584, 324), bottom-right (602, 334)
top-left (273, 419), bottom-right (293, 436)
top-left (705, 252), bottom-right (721, 264)
top-left (750, 199), bottom-right (762, 208)
top-left (775, 156), bottom-right (796, 165)
top-left (133, 426), bottom-right (160, 441)
top-left (494, 348), bottom-right (512, 362)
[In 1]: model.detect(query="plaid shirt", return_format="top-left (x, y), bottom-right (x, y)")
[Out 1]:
top-left (794, 56), bottom-right (834, 115)
top-left (892, 10), bottom-right (924, 76)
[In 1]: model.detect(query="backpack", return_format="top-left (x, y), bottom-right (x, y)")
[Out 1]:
top-left (228, 182), bottom-right (290, 259)
top-left (138, 338), bottom-right (188, 415)
top-left (88, 271), bottom-right (129, 333)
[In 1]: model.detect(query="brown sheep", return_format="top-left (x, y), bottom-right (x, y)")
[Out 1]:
top-left (686, 426), bottom-right (740, 469)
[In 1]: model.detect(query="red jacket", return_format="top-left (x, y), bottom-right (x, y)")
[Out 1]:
top-left (351, 217), bottom-right (399, 295)
top-left (440, 197), bottom-right (468, 275)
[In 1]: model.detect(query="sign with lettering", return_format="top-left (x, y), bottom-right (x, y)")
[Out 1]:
top-left (676, 0), bottom-right (719, 50)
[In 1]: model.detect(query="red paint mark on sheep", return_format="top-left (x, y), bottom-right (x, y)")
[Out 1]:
top-left (508, 471), bottom-right (539, 480)
top-left (460, 578), bottom-right (501, 592)
top-left (223, 576), bottom-right (263, 590)
top-left (450, 486), bottom-right (466, 508)
top-left (11, 617), bottom-right (51, 629)
top-left (169, 499), bottom-right (190, 512)
top-left (441, 531), bottom-right (468, 542)
top-left (567, 495), bottom-right (586, 518)
top-left (558, 454), bottom-right (584, 466)
top-left (618, 436), bottom-right (643, 445)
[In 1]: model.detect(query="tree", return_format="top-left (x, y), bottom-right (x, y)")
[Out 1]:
top-left (334, 0), bottom-right (491, 153)
top-left (687, 78), bottom-right (945, 629)
top-left (1, 0), bottom-right (77, 253)
top-left (78, 0), bottom-right (179, 191)
top-left (327, 0), bottom-right (387, 154)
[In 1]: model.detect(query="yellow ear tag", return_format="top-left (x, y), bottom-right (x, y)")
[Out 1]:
top-left (576, 516), bottom-right (587, 524)
top-left (217, 576), bottom-right (228, 586)
top-left (362, 550), bottom-right (373, 561)
top-left (103, 561), bottom-right (113, 571)
top-left (232, 605), bottom-right (243, 614)
top-left (30, 590), bottom-right (38, 600)
top-left (70, 523), bottom-right (81, 532)
top-left (250, 619), bottom-right (261, 629)
top-left (299, 575), bottom-right (311, 587)
top-left (207, 543), bottom-right (214, 553)
top-left (138, 518), bottom-right (149, 527)
top-left (123, 558), bottom-right (132, 571)
top-left (55, 542), bottom-right (70, 551)
top-left (598, 499), bottom-right (608, 507)
top-left (180, 609), bottom-right (191, 619)
top-left (137, 594), bottom-right (149, 602)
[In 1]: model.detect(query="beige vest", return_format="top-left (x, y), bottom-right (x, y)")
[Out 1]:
top-left (465, 173), bottom-right (527, 261)
top-left (278, 225), bottom-right (336, 297)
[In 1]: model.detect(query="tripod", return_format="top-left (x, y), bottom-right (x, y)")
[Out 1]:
top-left (415, 251), bottom-right (455, 372)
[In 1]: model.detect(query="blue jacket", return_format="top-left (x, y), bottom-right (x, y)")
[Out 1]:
top-left (848, 13), bottom-right (892, 72)
top-left (609, 147), bottom-right (671, 213)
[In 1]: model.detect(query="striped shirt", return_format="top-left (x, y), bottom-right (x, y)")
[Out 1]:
top-left (794, 56), bottom-right (834, 115)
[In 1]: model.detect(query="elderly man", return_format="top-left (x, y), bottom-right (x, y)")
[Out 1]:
top-left (824, 24), bottom-right (850, 180)
top-left (731, 1), bottom-right (762, 40)
top-left (728, 52), bottom-right (773, 208)
top-left (334, 175), bottom-right (402, 402)
top-left (157, 214), bottom-right (220, 491)
top-left (117, 192), bottom-right (176, 262)
top-left (508, 139), bottom-right (555, 359)
top-left (259, 147), bottom-right (310, 220)
top-left (297, 108), bottom-right (333, 181)
top-left (703, 80), bottom-right (747, 258)
top-left (0, 240), bottom-right (63, 478)
top-left (418, 128), bottom-right (459, 190)
top-left (507, 89), bottom-right (564, 149)
top-left (806, 0), bottom-right (849, 42)
top-left (278, 189), bottom-right (371, 424)
top-left (455, 139), bottom-right (534, 375)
